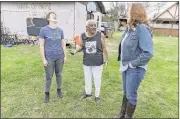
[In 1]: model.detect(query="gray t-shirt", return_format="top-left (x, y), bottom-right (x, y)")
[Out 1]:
top-left (39, 25), bottom-right (65, 60)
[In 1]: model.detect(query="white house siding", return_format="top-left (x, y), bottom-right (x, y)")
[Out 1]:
top-left (93, 11), bottom-right (102, 30)
top-left (159, 12), bottom-right (174, 19)
top-left (151, 23), bottom-right (178, 37)
top-left (74, 2), bottom-right (86, 37)
top-left (79, 2), bottom-right (104, 31)
top-left (168, 4), bottom-right (178, 18)
top-left (151, 24), bottom-right (178, 29)
top-left (1, 2), bottom-right (87, 40)
top-left (154, 3), bottom-right (179, 20)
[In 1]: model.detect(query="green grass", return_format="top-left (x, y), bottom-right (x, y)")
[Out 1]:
top-left (1, 32), bottom-right (178, 118)
top-left (113, 31), bottom-right (124, 40)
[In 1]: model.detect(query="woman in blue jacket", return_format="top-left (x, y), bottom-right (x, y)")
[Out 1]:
top-left (116, 3), bottom-right (154, 118)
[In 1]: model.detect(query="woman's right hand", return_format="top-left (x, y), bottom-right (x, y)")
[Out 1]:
top-left (43, 59), bottom-right (48, 66)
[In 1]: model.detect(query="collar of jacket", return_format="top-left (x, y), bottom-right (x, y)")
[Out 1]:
top-left (128, 27), bottom-right (136, 32)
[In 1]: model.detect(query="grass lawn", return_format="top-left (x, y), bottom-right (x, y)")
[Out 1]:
top-left (1, 32), bottom-right (178, 118)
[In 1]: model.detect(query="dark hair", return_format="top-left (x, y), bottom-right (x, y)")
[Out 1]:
top-left (46, 12), bottom-right (56, 20)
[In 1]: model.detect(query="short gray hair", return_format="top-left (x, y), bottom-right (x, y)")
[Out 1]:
top-left (86, 19), bottom-right (97, 26)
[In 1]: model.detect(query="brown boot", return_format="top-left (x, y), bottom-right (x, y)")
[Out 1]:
top-left (115, 95), bottom-right (128, 119)
top-left (125, 102), bottom-right (136, 119)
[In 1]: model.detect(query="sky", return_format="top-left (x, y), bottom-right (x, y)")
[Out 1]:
top-left (103, 2), bottom-right (111, 11)
top-left (102, 2), bottom-right (176, 19)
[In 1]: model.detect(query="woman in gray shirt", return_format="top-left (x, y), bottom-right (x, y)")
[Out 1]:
top-left (39, 12), bottom-right (67, 103)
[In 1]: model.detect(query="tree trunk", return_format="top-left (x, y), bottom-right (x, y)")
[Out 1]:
top-left (114, 20), bottom-right (119, 32)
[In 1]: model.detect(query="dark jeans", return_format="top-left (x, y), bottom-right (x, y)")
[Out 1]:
top-left (44, 57), bottom-right (64, 92)
top-left (122, 67), bottom-right (146, 105)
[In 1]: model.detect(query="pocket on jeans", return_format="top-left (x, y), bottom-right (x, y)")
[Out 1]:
top-left (128, 68), bottom-right (146, 81)
top-left (131, 67), bottom-right (146, 77)
top-left (128, 67), bottom-right (138, 71)
top-left (128, 67), bottom-right (141, 73)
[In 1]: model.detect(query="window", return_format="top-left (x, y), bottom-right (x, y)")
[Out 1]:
top-left (87, 12), bottom-right (94, 20)
top-left (26, 18), bottom-right (48, 36)
top-left (162, 21), bottom-right (170, 24)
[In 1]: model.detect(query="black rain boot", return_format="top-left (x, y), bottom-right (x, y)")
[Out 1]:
top-left (44, 92), bottom-right (49, 103)
top-left (57, 89), bottom-right (63, 98)
top-left (115, 95), bottom-right (128, 119)
top-left (125, 102), bottom-right (136, 119)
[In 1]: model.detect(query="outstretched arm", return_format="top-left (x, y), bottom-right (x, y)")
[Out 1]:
top-left (70, 36), bottom-right (83, 55)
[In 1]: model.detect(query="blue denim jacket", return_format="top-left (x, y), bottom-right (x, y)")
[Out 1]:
top-left (117, 24), bottom-right (154, 68)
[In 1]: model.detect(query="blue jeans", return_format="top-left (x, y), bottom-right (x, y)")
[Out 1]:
top-left (122, 67), bottom-right (146, 105)
top-left (44, 57), bottom-right (64, 92)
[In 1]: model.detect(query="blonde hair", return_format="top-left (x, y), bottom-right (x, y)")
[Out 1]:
top-left (128, 3), bottom-right (149, 27)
